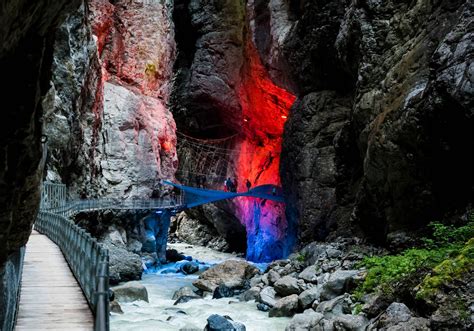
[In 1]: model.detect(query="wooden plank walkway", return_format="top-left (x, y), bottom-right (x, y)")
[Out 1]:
top-left (15, 230), bottom-right (94, 331)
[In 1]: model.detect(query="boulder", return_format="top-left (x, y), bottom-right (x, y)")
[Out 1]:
top-left (314, 294), bottom-right (351, 316)
top-left (258, 286), bottom-right (278, 307)
top-left (361, 293), bottom-right (390, 317)
top-left (166, 249), bottom-right (186, 262)
top-left (326, 248), bottom-right (342, 259)
top-left (110, 300), bottom-right (123, 314)
top-left (240, 286), bottom-right (261, 302)
top-left (213, 284), bottom-right (234, 299)
top-left (333, 314), bottom-right (369, 330)
top-left (320, 270), bottom-right (360, 300)
top-left (193, 260), bottom-right (259, 292)
top-left (249, 275), bottom-right (262, 287)
top-left (378, 303), bottom-right (413, 327)
top-left (269, 294), bottom-right (299, 317)
top-left (112, 281), bottom-right (148, 302)
top-left (385, 317), bottom-right (430, 331)
top-left (285, 309), bottom-right (324, 331)
top-left (268, 270), bottom-right (281, 285)
top-left (180, 262), bottom-right (199, 275)
top-left (106, 243), bottom-right (142, 285)
top-left (257, 303), bottom-right (271, 312)
top-left (274, 276), bottom-right (301, 296)
top-left (204, 314), bottom-right (246, 331)
top-left (298, 266), bottom-right (320, 283)
top-left (298, 286), bottom-right (322, 309)
top-left (172, 286), bottom-right (198, 300)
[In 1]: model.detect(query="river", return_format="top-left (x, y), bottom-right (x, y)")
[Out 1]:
top-left (111, 242), bottom-right (290, 330)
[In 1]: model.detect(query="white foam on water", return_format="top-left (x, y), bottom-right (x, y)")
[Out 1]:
top-left (111, 243), bottom-right (289, 331)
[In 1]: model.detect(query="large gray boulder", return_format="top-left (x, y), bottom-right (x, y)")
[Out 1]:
top-left (172, 286), bottom-right (199, 300)
top-left (258, 286), bottom-right (278, 307)
top-left (106, 242), bottom-right (142, 285)
top-left (368, 302), bottom-right (429, 330)
top-left (100, 225), bottom-right (143, 285)
top-left (267, 270), bottom-right (281, 285)
top-left (298, 286), bottom-right (322, 309)
top-left (269, 294), bottom-right (299, 317)
top-left (112, 281), bottom-right (148, 303)
top-left (298, 265), bottom-right (320, 283)
top-left (320, 270), bottom-right (360, 300)
top-left (274, 276), bottom-right (302, 296)
top-left (314, 294), bottom-right (351, 316)
top-left (285, 309), bottom-right (324, 331)
top-left (239, 286), bottom-right (261, 302)
top-left (333, 314), bottom-right (370, 331)
top-left (193, 260), bottom-right (259, 292)
top-left (204, 314), bottom-right (246, 331)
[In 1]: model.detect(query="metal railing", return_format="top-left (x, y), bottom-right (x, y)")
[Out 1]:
top-left (42, 196), bottom-right (184, 217)
top-left (35, 211), bottom-right (110, 331)
top-left (32, 182), bottom-right (186, 331)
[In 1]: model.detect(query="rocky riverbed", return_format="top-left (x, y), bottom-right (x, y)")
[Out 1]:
top-left (110, 243), bottom-right (290, 331)
top-left (109, 237), bottom-right (442, 330)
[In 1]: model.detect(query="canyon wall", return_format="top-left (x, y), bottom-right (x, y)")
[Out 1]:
top-left (171, 0), bottom-right (298, 261)
top-left (43, 0), bottom-right (178, 199)
top-left (277, 0), bottom-right (473, 245)
top-left (0, 0), bottom-right (81, 326)
top-left (171, 0), bottom-right (472, 256)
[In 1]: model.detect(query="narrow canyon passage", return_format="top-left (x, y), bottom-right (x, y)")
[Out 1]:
top-left (1, 0), bottom-right (472, 330)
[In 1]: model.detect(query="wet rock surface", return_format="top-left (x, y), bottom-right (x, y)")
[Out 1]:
top-left (193, 260), bottom-right (259, 293)
top-left (112, 281), bottom-right (149, 303)
top-left (204, 314), bottom-right (246, 331)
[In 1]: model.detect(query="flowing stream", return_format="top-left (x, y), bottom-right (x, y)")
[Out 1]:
top-left (111, 242), bottom-right (290, 330)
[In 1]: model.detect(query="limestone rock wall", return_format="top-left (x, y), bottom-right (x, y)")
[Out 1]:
top-left (43, 0), bottom-right (178, 199)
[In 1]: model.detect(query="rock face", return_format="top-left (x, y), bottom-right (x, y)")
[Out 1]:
top-left (43, 0), bottom-right (178, 199)
top-left (278, 0), bottom-right (474, 244)
top-left (101, 225), bottom-right (142, 285)
top-left (171, 210), bottom-right (246, 253)
top-left (193, 260), bottom-right (259, 292)
top-left (0, 0), bottom-right (81, 327)
top-left (171, 0), bottom-right (296, 262)
top-left (0, 0), bottom-right (81, 268)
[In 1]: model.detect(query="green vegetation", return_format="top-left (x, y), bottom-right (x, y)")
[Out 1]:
top-left (352, 303), bottom-right (363, 315)
top-left (353, 215), bottom-right (474, 301)
top-left (296, 252), bottom-right (309, 263)
top-left (416, 237), bottom-right (474, 302)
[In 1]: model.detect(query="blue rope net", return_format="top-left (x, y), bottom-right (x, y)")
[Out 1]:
top-left (162, 180), bottom-right (284, 208)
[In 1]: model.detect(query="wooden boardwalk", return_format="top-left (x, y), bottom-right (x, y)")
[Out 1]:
top-left (15, 230), bottom-right (94, 331)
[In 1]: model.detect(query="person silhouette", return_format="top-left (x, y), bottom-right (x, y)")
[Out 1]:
top-left (246, 179), bottom-right (251, 192)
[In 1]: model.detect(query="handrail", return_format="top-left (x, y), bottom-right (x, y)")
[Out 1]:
top-left (41, 197), bottom-right (185, 218)
top-left (34, 182), bottom-right (185, 331)
top-left (35, 211), bottom-right (110, 331)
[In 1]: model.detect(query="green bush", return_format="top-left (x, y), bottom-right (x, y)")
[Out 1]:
top-left (353, 215), bottom-right (474, 300)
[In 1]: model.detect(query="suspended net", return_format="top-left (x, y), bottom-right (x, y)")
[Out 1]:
top-left (175, 131), bottom-right (240, 188)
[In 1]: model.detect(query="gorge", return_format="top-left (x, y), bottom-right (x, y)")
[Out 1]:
top-left (1, 0), bottom-right (473, 330)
